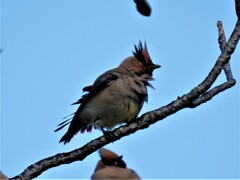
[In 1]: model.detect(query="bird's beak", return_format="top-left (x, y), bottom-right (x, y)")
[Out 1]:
top-left (150, 64), bottom-right (161, 70)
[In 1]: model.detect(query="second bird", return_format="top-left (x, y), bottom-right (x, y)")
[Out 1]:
top-left (55, 41), bottom-right (160, 144)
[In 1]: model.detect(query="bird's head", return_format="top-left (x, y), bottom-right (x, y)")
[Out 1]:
top-left (94, 148), bottom-right (126, 172)
top-left (119, 41), bottom-right (160, 77)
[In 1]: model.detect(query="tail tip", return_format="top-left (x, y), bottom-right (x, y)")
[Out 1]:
top-left (59, 139), bottom-right (69, 145)
top-left (58, 132), bottom-right (72, 145)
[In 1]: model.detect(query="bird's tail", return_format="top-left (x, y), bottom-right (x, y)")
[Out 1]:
top-left (59, 131), bottom-right (74, 144)
top-left (56, 116), bottom-right (93, 144)
top-left (59, 123), bottom-right (93, 144)
top-left (54, 114), bottom-right (80, 144)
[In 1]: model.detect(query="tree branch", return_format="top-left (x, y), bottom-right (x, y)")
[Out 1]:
top-left (10, 3), bottom-right (240, 180)
top-left (236, 0), bottom-right (240, 18)
top-left (217, 20), bottom-right (234, 81)
top-left (189, 20), bottom-right (237, 108)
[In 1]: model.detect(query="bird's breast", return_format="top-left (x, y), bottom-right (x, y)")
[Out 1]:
top-left (79, 77), bottom-right (147, 129)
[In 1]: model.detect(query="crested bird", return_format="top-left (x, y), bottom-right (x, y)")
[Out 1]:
top-left (91, 148), bottom-right (141, 179)
top-left (55, 41), bottom-right (160, 144)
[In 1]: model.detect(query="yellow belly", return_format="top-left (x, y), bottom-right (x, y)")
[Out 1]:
top-left (81, 96), bottom-right (140, 130)
top-left (100, 99), bottom-right (140, 129)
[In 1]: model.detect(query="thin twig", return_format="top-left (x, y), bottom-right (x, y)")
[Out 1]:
top-left (217, 20), bottom-right (234, 81)
top-left (189, 80), bottom-right (236, 107)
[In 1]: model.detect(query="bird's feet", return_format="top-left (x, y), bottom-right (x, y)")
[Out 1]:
top-left (100, 127), bottom-right (114, 141)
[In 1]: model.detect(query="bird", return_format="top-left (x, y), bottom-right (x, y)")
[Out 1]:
top-left (91, 148), bottom-right (141, 179)
top-left (55, 41), bottom-right (160, 144)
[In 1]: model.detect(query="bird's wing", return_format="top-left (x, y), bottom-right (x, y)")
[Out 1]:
top-left (79, 70), bottom-right (120, 108)
top-left (55, 70), bottom-right (120, 133)
top-left (72, 70), bottom-right (119, 105)
top-left (71, 85), bottom-right (92, 105)
top-left (82, 85), bottom-right (92, 92)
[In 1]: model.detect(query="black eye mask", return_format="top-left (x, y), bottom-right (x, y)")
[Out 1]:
top-left (101, 155), bottom-right (126, 168)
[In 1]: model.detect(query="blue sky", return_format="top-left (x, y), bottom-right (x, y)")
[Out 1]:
top-left (1, 0), bottom-right (239, 179)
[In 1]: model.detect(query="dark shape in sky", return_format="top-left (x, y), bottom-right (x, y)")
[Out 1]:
top-left (134, 0), bottom-right (151, 16)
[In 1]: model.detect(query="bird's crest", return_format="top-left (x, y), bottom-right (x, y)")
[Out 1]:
top-left (132, 41), bottom-right (150, 65)
top-left (99, 148), bottom-right (126, 168)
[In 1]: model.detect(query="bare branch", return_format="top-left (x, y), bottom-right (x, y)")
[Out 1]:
top-left (217, 20), bottom-right (234, 81)
top-left (217, 21), bottom-right (227, 50)
top-left (189, 20), bottom-right (238, 107)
